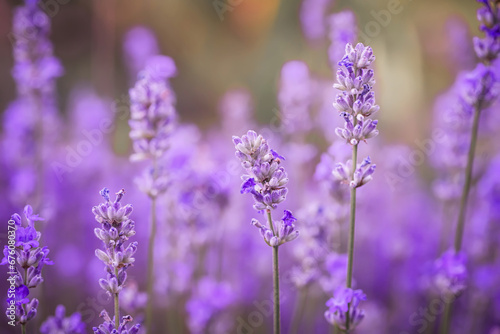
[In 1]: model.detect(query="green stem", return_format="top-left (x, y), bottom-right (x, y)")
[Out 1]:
top-left (146, 158), bottom-right (158, 333)
top-left (22, 324), bottom-right (26, 334)
top-left (454, 105), bottom-right (481, 252)
top-left (439, 302), bottom-right (452, 334)
top-left (345, 144), bottom-right (358, 331)
top-left (272, 246), bottom-right (280, 334)
top-left (289, 288), bottom-right (309, 334)
top-left (145, 195), bottom-right (157, 332)
top-left (114, 268), bottom-right (120, 329)
top-left (266, 209), bottom-right (280, 334)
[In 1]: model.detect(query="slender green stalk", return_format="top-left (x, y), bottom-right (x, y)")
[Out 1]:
top-left (21, 268), bottom-right (27, 334)
top-left (114, 267), bottom-right (120, 329)
top-left (22, 324), bottom-right (26, 334)
top-left (440, 105), bottom-right (481, 334)
top-left (289, 288), bottom-right (309, 334)
top-left (272, 246), bottom-right (280, 334)
top-left (146, 158), bottom-right (158, 333)
top-left (439, 302), bottom-right (452, 334)
top-left (453, 105), bottom-right (481, 252)
top-left (266, 209), bottom-right (280, 334)
top-left (345, 144), bottom-right (358, 331)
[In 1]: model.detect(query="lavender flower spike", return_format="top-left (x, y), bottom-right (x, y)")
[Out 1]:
top-left (233, 130), bottom-right (289, 212)
top-left (1, 206), bottom-right (53, 332)
top-left (93, 188), bottom-right (140, 332)
top-left (40, 305), bottom-right (86, 334)
top-left (324, 287), bottom-right (366, 331)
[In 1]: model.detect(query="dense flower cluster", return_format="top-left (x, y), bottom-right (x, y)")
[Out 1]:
top-left (129, 56), bottom-right (177, 162)
top-left (93, 188), bottom-right (140, 333)
top-left (474, 0), bottom-right (500, 62)
top-left (93, 311), bottom-right (140, 334)
top-left (324, 287), bottom-right (366, 331)
top-left (1, 206), bottom-right (52, 327)
top-left (40, 305), bottom-right (85, 334)
top-left (233, 130), bottom-right (289, 212)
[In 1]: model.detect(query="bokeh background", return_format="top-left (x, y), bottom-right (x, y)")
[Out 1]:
top-left (0, 0), bottom-right (496, 333)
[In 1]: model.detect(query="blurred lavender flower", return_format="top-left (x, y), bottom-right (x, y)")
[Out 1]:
top-left (328, 11), bottom-right (358, 73)
top-left (333, 156), bottom-right (376, 189)
top-left (129, 56), bottom-right (177, 163)
top-left (123, 26), bottom-right (160, 80)
top-left (186, 278), bottom-right (234, 334)
top-left (433, 250), bottom-right (468, 296)
top-left (233, 130), bottom-right (289, 212)
top-left (93, 188), bottom-right (140, 332)
top-left (40, 305), bottom-right (85, 334)
top-left (324, 287), bottom-right (366, 331)
top-left (218, 88), bottom-right (255, 135)
top-left (278, 61), bottom-right (312, 135)
top-left (300, 0), bottom-right (334, 42)
top-left (252, 210), bottom-right (299, 247)
top-left (1, 205), bottom-right (52, 329)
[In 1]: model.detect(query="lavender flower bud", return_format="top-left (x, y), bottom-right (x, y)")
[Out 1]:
top-left (324, 287), bottom-right (366, 331)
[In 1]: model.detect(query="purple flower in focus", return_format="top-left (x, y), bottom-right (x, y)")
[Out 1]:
top-left (40, 305), bottom-right (86, 334)
top-left (1, 205), bottom-right (51, 326)
top-left (325, 287), bottom-right (366, 331)
top-left (251, 210), bottom-right (299, 246)
top-left (333, 156), bottom-right (376, 188)
top-left (93, 311), bottom-right (140, 334)
top-left (233, 130), bottom-right (289, 212)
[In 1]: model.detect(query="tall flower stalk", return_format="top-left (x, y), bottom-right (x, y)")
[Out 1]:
top-left (129, 55), bottom-right (177, 332)
top-left (325, 43), bottom-right (379, 332)
top-left (439, 1), bottom-right (500, 332)
top-left (233, 130), bottom-right (299, 334)
top-left (92, 188), bottom-right (140, 334)
top-left (1, 206), bottom-right (52, 334)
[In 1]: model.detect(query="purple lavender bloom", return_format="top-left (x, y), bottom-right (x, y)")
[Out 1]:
top-left (93, 188), bottom-right (140, 332)
top-left (251, 210), bottom-right (299, 246)
top-left (129, 57), bottom-right (177, 162)
top-left (11, 0), bottom-right (63, 96)
top-left (233, 130), bottom-right (289, 212)
top-left (123, 26), bottom-right (160, 79)
top-left (40, 305), bottom-right (86, 334)
top-left (432, 250), bottom-right (468, 296)
top-left (1, 205), bottom-right (52, 327)
top-left (333, 156), bottom-right (376, 188)
top-left (328, 11), bottom-right (358, 72)
top-left (278, 61), bottom-right (312, 134)
top-left (218, 88), bottom-right (255, 135)
top-left (299, 0), bottom-right (334, 42)
top-left (474, 0), bottom-right (500, 62)
top-left (93, 311), bottom-right (140, 334)
top-left (325, 287), bottom-right (366, 331)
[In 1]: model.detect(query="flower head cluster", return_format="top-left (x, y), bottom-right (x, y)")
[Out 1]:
top-left (93, 188), bottom-right (137, 295)
top-left (324, 287), bottom-right (366, 331)
top-left (432, 250), bottom-right (468, 296)
top-left (233, 130), bottom-right (289, 212)
top-left (333, 156), bottom-right (376, 188)
top-left (11, 0), bottom-right (63, 96)
top-left (474, 0), bottom-right (500, 62)
top-left (40, 305), bottom-right (85, 334)
top-left (251, 210), bottom-right (299, 247)
top-left (129, 55), bottom-right (177, 162)
top-left (1, 205), bottom-right (52, 327)
top-left (93, 311), bottom-right (140, 334)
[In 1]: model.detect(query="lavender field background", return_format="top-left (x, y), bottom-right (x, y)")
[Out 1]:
top-left (0, 0), bottom-right (499, 333)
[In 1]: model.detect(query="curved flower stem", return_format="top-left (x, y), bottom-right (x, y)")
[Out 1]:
top-left (454, 105), bottom-right (481, 252)
top-left (146, 158), bottom-right (158, 333)
top-left (289, 287), bottom-right (309, 334)
top-left (345, 144), bottom-right (358, 331)
top-left (114, 267), bottom-right (120, 329)
top-left (266, 209), bottom-right (280, 334)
